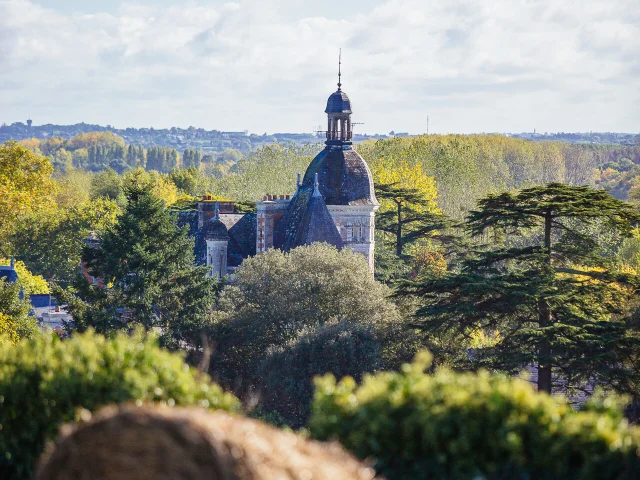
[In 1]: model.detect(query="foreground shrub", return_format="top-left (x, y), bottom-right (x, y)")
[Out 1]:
top-left (36, 405), bottom-right (377, 480)
top-left (0, 329), bottom-right (239, 480)
top-left (310, 352), bottom-right (640, 480)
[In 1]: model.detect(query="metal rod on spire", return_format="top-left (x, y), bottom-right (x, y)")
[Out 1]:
top-left (337, 48), bottom-right (342, 91)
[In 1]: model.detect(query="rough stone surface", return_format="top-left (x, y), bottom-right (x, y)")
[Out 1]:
top-left (36, 405), bottom-right (378, 480)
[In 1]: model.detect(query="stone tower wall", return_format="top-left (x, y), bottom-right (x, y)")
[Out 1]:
top-left (327, 205), bottom-right (378, 272)
top-left (206, 239), bottom-right (228, 279)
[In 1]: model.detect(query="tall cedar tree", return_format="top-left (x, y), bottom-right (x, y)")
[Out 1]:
top-left (375, 182), bottom-right (463, 284)
top-left (59, 183), bottom-right (216, 348)
top-left (400, 183), bottom-right (640, 394)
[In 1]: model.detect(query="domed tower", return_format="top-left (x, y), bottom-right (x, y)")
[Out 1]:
top-left (301, 56), bottom-right (379, 271)
top-left (204, 202), bottom-right (229, 279)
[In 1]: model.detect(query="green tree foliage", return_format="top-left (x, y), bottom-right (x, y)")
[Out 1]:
top-left (0, 329), bottom-right (239, 480)
top-left (310, 352), bottom-right (640, 480)
top-left (358, 135), bottom-right (608, 218)
top-left (210, 244), bottom-right (399, 420)
top-left (0, 259), bottom-right (49, 295)
top-left (170, 167), bottom-right (204, 195)
top-left (146, 146), bottom-right (180, 173)
top-left (375, 183), bottom-right (459, 256)
top-left (0, 278), bottom-right (39, 344)
top-left (9, 199), bottom-right (118, 286)
top-left (401, 184), bottom-right (640, 394)
top-left (374, 182), bottom-right (461, 284)
top-left (211, 144), bottom-right (318, 201)
top-left (59, 183), bottom-right (216, 347)
top-left (90, 168), bottom-right (123, 201)
top-left (182, 148), bottom-right (202, 169)
top-left (257, 321), bottom-right (381, 428)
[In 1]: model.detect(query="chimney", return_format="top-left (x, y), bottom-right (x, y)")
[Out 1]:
top-left (297, 173), bottom-right (301, 188)
top-left (10, 257), bottom-right (15, 268)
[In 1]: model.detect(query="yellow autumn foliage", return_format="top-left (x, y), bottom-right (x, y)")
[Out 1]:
top-left (371, 159), bottom-right (440, 214)
top-left (0, 141), bottom-right (56, 239)
top-left (0, 259), bottom-right (49, 295)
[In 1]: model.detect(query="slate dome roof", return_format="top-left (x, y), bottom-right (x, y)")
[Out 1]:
top-left (302, 147), bottom-right (378, 206)
top-left (325, 90), bottom-right (352, 114)
top-left (205, 217), bottom-right (230, 240)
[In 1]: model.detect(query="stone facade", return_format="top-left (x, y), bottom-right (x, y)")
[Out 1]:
top-left (327, 205), bottom-right (376, 271)
top-left (206, 238), bottom-right (228, 279)
top-left (256, 196), bottom-right (290, 253)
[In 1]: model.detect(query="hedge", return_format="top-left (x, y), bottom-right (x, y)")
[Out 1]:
top-left (0, 329), bottom-right (239, 480)
top-left (310, 352), bottom-right (640, 480)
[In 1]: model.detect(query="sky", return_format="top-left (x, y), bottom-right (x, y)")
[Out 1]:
top-left (1, 0), bottom-right (638, 135)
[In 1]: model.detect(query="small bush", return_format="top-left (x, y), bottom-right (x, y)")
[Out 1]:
top-left (0, 329), bottom-right (239, 480)
top-left (310, 352), bottom-right (640, 480)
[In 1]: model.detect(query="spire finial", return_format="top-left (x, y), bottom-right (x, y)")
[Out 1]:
top-left (214, 200), bottom-right (220, 220)
top-left (313, 172), bottom-right (321, 197)
top-left (337, 48), bottom-right (342, 91)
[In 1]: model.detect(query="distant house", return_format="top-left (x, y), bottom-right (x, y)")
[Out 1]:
top-left (0, 258), bottom-right (19, 284)
top-left (30, 294), bottom-right (71, 334)
top-left (1, 259), bottom-right (71, 333)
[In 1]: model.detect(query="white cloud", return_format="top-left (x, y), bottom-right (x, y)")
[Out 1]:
top-left (0, 0), bottom-right (638, 133)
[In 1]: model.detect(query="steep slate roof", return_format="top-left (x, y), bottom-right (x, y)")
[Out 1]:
top-left (274, 182), bottom-right (343, 252)
top-left (176, 211), bottom-right (256, 267)
top-left (177, 212), bottom-right (207, 264)
top-left (205, 217), bottom-right (230, 241)
top-left (227, 214), bottom-right (257, 267)
top-left (325, 90), bottom-right (352, 114)
top-left (302, 146), bottom-right (378, 206)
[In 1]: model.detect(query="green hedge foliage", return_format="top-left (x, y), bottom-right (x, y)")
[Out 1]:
top-left (0, 329), bottom-right (239, 480)
top-left (310, 352), bottom-right (640, 480)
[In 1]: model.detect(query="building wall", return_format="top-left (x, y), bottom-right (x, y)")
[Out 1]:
top-left (206, 239), bottom-right (228, 279)
top-left (327, 205), bottom-right (378, 271)
top-left (256, 197), bottom-right (290, 253)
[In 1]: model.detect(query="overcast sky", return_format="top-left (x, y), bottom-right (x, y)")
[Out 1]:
top-left (1, 0), bottom-right (638, 134)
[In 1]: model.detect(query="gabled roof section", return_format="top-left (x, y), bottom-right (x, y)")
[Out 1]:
top-left (274, 181), bottom-right (343, 252)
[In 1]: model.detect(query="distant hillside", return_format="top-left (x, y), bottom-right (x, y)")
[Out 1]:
top-left (0, 121), bottom-right (389, 153)
top-left (3, 121), bottom-right (635, 153)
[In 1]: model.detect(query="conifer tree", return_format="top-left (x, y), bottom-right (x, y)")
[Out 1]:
top-left (60, 181), bottom-right (216, 348)
top-left (137, 145), bottom-right (146, 168)
top-left (376, 182), bottom-right (458, 258)
top-left (126, 144), bottom-right (136, 167)
top-left (401, 183), bottom-right (640, 394)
